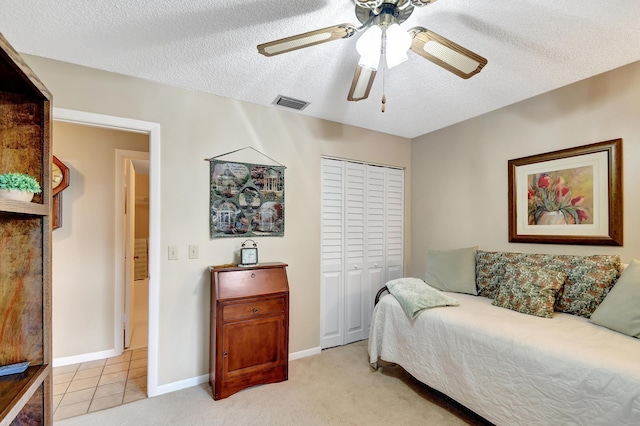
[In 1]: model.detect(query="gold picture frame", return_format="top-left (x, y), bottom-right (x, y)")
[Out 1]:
top-left (508, 139), bottom-right (622, 246)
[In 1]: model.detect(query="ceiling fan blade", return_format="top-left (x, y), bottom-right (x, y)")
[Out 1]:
top-left (347, 65), bottom-right (377, 102)
top-left (409, 27), bottom-right (487, 79)
top-left (257, 24), bottom-right (357, 57)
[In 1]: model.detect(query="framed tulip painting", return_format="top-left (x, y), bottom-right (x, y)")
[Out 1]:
top-left (508, 138), bottom-right (622, 246)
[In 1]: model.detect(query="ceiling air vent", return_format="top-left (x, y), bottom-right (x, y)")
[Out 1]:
top-left (272, 95), bottom-right (310, 111)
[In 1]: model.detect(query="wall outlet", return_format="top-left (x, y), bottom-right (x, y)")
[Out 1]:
top-left (189, 244), bottom-right (198, 259)
top-left (168, 246), bottom-right (178, 260)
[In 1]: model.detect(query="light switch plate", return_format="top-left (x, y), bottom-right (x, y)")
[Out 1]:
top-left (168, 246), bottom-right (178, 260)
top-left (189, 244), bottom-right (198, 259)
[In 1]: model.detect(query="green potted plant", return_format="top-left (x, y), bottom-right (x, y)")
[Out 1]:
top-left (0, 172), bottom-right (42, 202)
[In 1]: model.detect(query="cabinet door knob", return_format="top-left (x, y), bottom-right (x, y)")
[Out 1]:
top-left (251, 273), bottom-right (256, 278)
top-left (253, 307), bottom-right (258, 314)
top-left (223, 350), bottom-right (228, 357)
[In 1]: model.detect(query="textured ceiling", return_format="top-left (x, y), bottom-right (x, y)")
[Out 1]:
top-left (1, 0), bottom-right (640, 138)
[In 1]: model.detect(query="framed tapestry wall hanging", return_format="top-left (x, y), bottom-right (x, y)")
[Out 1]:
top-left (209, 159), bottom-right (285, 238)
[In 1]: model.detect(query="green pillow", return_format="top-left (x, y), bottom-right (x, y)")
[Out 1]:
top-left (425, 246), bottom-right (478, 295)
top-left (589, 259), bottom-right (640, 338)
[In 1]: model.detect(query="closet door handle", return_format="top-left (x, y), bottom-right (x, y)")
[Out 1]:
top-left (223, 350), bottom-right (228, 358)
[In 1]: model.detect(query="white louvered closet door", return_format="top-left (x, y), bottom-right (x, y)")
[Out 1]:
top-left (320, 158), bottom-right (345, 349)
top-left (364, 165), bottom-right (386, 335)
top-left (321, 158), bottom-right (404, 349)
top-left (385, 167), bottom-right (405, 282)
top-left (343, 162), bottom-right (366, 344)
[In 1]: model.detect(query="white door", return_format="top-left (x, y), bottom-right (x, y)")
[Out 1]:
top-left (320, 158), bottom-right (345, 348)
top-left (364, 165), bottom-right (386, 334)
top-left (385, 167), bottom-right (405, 282)
top-left (344, 162), bottom-right (366, 344)
top-left (123, 159), bottom-right (136, 349)
top-left (320, 158), bottom-right (405, 349)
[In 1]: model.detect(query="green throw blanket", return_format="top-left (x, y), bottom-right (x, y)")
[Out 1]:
top-left (386, 277), bottom-right (459, 319)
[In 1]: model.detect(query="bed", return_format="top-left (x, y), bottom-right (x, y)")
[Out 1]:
top-left (368, 291), bottom-right (640, 426)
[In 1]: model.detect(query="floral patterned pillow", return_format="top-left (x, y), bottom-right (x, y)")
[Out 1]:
top-left (554, 255), bottom-right (621, 317)
top-left (476, 250), bottom-right (514, 298)
top-left (476, 251), bottom-right (620, 317)
top-left (492, 265), bottom-right (567, 318)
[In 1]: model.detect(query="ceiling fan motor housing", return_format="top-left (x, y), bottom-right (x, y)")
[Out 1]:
top-left (355, 1), bottom-right (415, 27)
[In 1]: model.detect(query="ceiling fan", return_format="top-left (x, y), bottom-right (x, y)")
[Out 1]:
top-left (257, 0), bottom-right (487, 108)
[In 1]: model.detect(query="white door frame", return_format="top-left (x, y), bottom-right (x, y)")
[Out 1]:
top-left (53, 107), bottom-right (161, 397)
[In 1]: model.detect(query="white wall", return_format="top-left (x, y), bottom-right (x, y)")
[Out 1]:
top-left (410, 60), bottom-right (640, 278)
top-left (25, 55), bottom-right (412, 386)
top-left (52, 122), bottom-right (148, 358)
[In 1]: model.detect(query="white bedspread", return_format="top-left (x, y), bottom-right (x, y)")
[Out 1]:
top-left (368, 293), bottom-right (640, 426)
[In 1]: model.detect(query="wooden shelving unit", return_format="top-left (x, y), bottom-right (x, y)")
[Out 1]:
top-left (0, 199), bottom-right (49, 216)
top-left (0, 32), bottom-right (53, 426)
top-left (0, 366), bottom-right (50, 424)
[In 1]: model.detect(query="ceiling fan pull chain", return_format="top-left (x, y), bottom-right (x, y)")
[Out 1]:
top-left (381, 61), bottom-right (386, 112)
top-left (381, 28), bottom-right (386, 112)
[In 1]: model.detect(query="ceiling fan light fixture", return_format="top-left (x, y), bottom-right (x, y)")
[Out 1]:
top-left (356, 25), bottom-right (382, 70)
top-left (385, 23), bottom-right (412, 69)
top-left (259, 2), bottom-right (488, 108)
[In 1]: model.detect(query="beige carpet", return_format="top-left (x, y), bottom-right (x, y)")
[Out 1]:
top-left (55, 340), bottom-right (491, 425)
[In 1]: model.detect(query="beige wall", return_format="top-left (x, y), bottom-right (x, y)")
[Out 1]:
top-left (52, 122), bottom-right (149, 358)
top-left (25, 55), bottom-right (412, 386)
top-left (410, 60), bottom-right (640, 278)
top-left (135, 173), bottom-right (149, 239)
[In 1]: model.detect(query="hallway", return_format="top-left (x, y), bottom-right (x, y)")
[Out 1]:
top-left (52, 276), bottom-right (149, 421)
top-left (52, 347), bottom-right (148, 421)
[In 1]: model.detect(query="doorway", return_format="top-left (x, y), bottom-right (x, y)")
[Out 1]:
top-left (128, 163), bottom-right (150, 352)
top-left (52, 108), bottom-right (160, 398)
top-left (119, 150), bottom-right (150, 353)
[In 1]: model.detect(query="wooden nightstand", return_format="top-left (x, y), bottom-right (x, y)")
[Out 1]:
top-left (209, 262), bottom-right (289, 400)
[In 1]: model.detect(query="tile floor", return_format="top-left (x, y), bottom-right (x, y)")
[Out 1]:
top-left (52, 347), bottom-right (147, 421)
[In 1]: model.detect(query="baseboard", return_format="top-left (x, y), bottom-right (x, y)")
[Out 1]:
top-left (153, 346), bottom-right (322, 396)
top-left (289, 346), bottom-right (321, 361)
top-left (155, 374), bottom-right (209, 396)
top-left (53, 348), bottom-right (121, 368)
